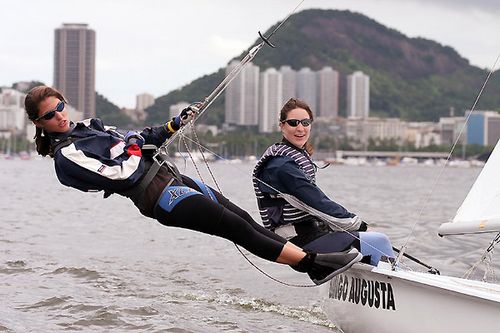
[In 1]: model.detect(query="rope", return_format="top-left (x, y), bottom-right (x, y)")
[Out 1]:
top-left (176, 129), bottom-right (316, 287)
top-left (175, 134), bottom-right (396, 263)
top-left (157, 0), bottom-right (306, 153)
top-left (463, 232), bottom-right (500, 282)
top-left (155, 0), bottom-right (325, 287)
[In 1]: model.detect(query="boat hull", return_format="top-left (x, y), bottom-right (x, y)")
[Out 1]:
top-left (321, 263), bottom-right (500, 333)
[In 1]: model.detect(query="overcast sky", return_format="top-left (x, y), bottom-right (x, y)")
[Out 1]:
top-left (2, 0), bottom-right (500, 108)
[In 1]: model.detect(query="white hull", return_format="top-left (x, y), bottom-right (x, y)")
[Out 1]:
top-left (321, 262), bottom-right (500, 333)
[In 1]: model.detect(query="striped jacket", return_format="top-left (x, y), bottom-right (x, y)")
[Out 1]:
top-left (253, 141), bottom-right (360, 232)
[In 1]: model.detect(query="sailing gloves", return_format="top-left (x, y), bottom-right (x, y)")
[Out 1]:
top-left (358, 221), bottom-right (368, 231)
top-left (171, 102), bottom-right (201, 130)
top-left (124, 131), bottom-right (145, 148)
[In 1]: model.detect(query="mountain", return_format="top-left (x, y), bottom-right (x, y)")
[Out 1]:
top-left (145, 9), bottom-right (500, 125)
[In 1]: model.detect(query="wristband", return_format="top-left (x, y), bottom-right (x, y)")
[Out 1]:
top-left (166, 121), bottom-right (176, 133)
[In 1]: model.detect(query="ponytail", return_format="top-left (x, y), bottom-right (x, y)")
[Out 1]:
top-left (34, 127), bottom-right (53, 157)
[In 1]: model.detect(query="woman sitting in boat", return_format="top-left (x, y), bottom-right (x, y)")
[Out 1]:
top-left (253, 97), bottom-right (395, 269)
top-left (24, 86), bottom-right (362, 285)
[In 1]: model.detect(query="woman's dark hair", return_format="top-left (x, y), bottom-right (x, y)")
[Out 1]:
top-left (24, 86), bottom-right (66, 157)
top-left (279, 97), bottom-right (314, 155)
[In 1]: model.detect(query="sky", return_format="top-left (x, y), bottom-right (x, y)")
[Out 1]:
top-left (2, 0), bottom-right (500, 108)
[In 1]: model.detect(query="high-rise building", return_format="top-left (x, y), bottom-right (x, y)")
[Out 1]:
top-left (259, 68), bottom-right (282, 133)
top-left (347, 71), bottom-right (370, 118)
top-left (467, 111), bottom-right (500, 146)
top-left (0, 88), bottom-right (26, 133)
top-left (136, 93), bottom-right (155, 111)
top-left (439, 116), bottom-right (466, 145)
top-left (296, 67), bottom-right (317, 114)
top-left (280, 65), bottom-right (297, 105)
top-left (224, 60), bottom-right (259, 126)
top-left (54, 23), bottom-right (96, 119)
top-left (317, 66), bottom-right (339, 119)
top-left (224, 61), bottom-right (239, 125)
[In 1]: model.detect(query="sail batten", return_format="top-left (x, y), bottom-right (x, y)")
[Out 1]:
top-left (438, 139), bottom-right (500, 236)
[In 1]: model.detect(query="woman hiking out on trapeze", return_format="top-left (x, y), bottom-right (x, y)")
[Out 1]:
top-left (24, 85), bottom-right (361, 285)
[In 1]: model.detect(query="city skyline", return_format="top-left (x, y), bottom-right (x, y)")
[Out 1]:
top-left (225, 63), bottom-right (364, 133)
top-left (1, 1), bottom-right (500, 109)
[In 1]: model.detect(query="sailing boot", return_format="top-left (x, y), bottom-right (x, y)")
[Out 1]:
top-left (307, 248), bottom-right (363, 285)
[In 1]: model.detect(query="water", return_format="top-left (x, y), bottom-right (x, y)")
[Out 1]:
top-left (0, 158), bottom-right (498, 332)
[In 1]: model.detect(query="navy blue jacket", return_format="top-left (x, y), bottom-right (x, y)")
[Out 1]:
top-left (49, 118), bottom-right (171, 194)
top-left (258, 155), bottom-right (356, 221)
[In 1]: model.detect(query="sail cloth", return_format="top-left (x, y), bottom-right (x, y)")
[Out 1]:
top-left (439, 139), bottom-right (500, 236)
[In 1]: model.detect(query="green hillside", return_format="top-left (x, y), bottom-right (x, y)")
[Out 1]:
top-left (145, 9), bottom-right (500, 125)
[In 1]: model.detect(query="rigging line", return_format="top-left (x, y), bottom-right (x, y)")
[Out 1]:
top-left (265, 0), bottom-right (306, 41)
top-left (179, 126), bottom-right (219, 202)
top-left (234, 244), bottom-right (317, 288)
top-left (177, 133), bottom-right (396, 261)
top-left (158, 0), bottom-right (314, 287)
top-left (157, 0), bottom-right (306, 153)
top-left (178, 132), bottom-right (317, 288)
top-left (463, 232), bottom-right (500, 280)
top-left (392, 246), bottom-right (440, 274)
top-left (189, 125), bottom-right (223, 195)
top-left (394, 52), bottom-right (500, 268)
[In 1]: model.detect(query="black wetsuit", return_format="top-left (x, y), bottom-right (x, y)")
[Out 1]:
top-left (49, 118), bottom-right (287, 262)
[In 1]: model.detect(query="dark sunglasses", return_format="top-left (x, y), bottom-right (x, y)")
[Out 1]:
top-left (35, 101), bottom-right (65, 121)
top-left (281, 118), bottom-right (313, 127)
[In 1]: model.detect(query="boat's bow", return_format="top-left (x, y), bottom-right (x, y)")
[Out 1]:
top-left (321, 262), bottom-right (500, 333)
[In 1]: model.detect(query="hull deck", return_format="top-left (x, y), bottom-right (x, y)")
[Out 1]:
top-left (321, 263), bottom-right (500, 333)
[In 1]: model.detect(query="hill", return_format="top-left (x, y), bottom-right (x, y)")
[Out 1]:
top-left (95, 92), bottom-right (135, 128)
top-left (146, 9), bottom-right (500, 125)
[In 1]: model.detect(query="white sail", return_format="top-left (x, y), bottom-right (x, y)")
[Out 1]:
top-left (439, 139), bottom-right (500, 236)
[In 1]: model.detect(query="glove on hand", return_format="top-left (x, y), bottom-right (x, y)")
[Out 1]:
top-left (173, 102), bottom-right (201, 128)
top-left (124, 131), bottom-right (145, 148)
top-left (358, 221), bottom-right (369, 232)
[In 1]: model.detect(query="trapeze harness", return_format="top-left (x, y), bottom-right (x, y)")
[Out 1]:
top-left (51, 133), bottom-right (287, 262)
top-left (52, 136), bottom-right (217, 218)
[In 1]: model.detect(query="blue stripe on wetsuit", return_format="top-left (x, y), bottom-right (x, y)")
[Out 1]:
top-left (157, 186), bottom-right (201, 212)
top-left (192, 179), bottom-right (218, 203)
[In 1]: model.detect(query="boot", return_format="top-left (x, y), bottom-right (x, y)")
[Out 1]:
top-left (307, 248), bottom-right (363, 285)
top-left (290, 252), bottom-right (317, 273)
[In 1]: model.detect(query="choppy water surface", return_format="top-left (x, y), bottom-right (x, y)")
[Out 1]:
top-left (1, 158), bottom-right (497, 332)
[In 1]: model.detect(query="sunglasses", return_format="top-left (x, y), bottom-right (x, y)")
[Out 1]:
top-left (281, 118), bottom-right (313, 127)
top-left (35, 101), bottom-right (65, 121)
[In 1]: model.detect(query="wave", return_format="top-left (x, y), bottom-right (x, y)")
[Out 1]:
top-left (166, 290), bottom-right (335, 329)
